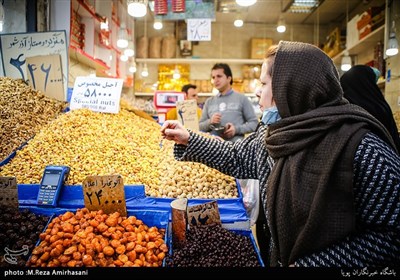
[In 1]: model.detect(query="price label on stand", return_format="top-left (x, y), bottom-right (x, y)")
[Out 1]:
top-left (187, 201), bottom-right (221, 228)
top-left (82, 175), bottom-right (127, 217)
top-left (0, 177), bottom-right (18, 208)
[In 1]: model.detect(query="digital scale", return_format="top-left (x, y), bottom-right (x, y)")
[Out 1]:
top-left (153, 90), bottom-right (186, 123)
top-left (37, 165), bottom-right (70, 207)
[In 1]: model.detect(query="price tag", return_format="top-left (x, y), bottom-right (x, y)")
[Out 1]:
top-left (26, 54), bottom-right (65, 102)
top-left (187, 201), bottom-right (221, 228)
top-left (82, 175), bottom-right (127, 217)
top-left (0, 177), bottom-right (18, 208)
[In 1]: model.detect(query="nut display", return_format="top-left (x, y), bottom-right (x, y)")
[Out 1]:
top-left (27, 208), bottom-right (168, 267)
top-left (0, 77), bottom-right (67, 161)
top-left (0, 206), bottom-right (50, 267)
top-left (166, 223), bottom-right (261, 267)
top-left (0, 108), bottom-right (238, 199)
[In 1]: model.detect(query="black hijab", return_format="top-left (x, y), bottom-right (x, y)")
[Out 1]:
top-left (340, 65), bottom-right (400, 153)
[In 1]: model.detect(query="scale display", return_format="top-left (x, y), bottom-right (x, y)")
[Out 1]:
top-left (37, 165), bottom-right (70, 207)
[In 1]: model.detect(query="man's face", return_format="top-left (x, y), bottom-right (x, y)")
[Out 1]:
top-left (187, 88), bottom-right (198, 103)
top-left (211, 68), bottom-right (231, 92)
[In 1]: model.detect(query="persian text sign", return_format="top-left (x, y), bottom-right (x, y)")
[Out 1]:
top-left (70, 76), bottom-right (123, 113)
top-left (0, 31), bottom-right (68, 100)
top-left (187, 19), bottom-right (211, 41)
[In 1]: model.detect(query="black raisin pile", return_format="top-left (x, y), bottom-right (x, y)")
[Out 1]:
top-left (166, 223), bottom-right (261, 267)
top-left (0, 206), bottom-right (49, 267)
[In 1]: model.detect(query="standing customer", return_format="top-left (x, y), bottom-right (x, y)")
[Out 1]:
top-left (161, 41), bottom-right (400, 267)
top-left (340, 65), bottom-right (400, 153)
top-left (166, 84), bottom-right (202, 121)
top-left (199, 63), bottom-right (258, 142)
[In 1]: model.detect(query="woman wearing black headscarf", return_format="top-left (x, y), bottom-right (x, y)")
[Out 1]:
top-left (340, 65), bottom-right (400, 153)
top-left (160, 41), bottom-right (400, 267)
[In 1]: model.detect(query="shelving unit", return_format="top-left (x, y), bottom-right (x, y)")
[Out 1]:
top-left (332, 25), bottom-right (385, 64)
top-left (135, 92), bottom-right (256, 97)
top-left (136, 58), bottom-right (264, 65)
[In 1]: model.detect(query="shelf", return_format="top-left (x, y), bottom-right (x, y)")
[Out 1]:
top-left (332, 25), bottom-right (385, 64)
top-left (72, 0), bottom-right (103, 32)
top-left (135, 58), bottom-right (264, 65)
top-left (135, 92), bottom-right (256, 97)
top-left (69, 46), bottom-right (109, 72)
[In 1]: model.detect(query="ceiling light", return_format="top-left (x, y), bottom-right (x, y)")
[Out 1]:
top-left (172, 65), bottom-right (181, 79)
top-left (127, 0), bottom-right (148, 18)
top-left (386, 21), bottom-right (399, 57)
top-left (120, 54), bottom-right (128, 62)
top-left (288, 0), bottom-right (319, 13)
top-left (386, 33), bottom-right (399, 57)
top-left (124, 41), bottom-right (135, 57)
top-left (341, 52), bottom-right (352, 72)
top-left (234, 19), bottom-right (243, 27)
top-left (276, 15), bottom-right (286, 33)
top-left (236, 0), bottom-right (257, 7)
top-left (153, 19), bottom-right (163, 30)
top-left (129, 62), bottom-right (137, 73)
top-left (117, 23), bottom-right (128, 48)
top-left (141, 63), bottom-right (149, 77)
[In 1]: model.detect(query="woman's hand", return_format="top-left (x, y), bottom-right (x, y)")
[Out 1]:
top-left (160, 121), bottom-right (190, 145)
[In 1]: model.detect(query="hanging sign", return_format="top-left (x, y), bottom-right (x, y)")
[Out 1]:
top-left (82, 175), bottom-right (127, 217)
top-left (25, 54), bottom-right (64, 101)
top-left (0, 177), bottom-right (18, 208)
top-left (187, 19), bottom-right (211, 41)
top-left (176, 99), bottom-right (199, 132)
top-left (0, 30), bottom-right (68, 100)
top-left (70, 76), bottom-right (123, 113)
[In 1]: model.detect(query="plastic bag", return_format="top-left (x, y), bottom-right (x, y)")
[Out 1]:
top-left (239, 179), bottom-right (259, 226)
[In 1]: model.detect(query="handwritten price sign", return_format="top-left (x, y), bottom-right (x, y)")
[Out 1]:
top-left (0, 177), bottom-right (18, 208)
top-left (0, 31), bottom-right (68, 100)
top-left (70, 76), bottom-right (123, 113)
top-left (82, 175), bottom-right (127, 217)
top-left (187, 201), bottom-right (221, 228)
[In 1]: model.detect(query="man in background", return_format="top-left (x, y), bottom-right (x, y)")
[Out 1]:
top-left (199, 63), bottom-right (258, 142)
top-left (166, 84), bottom-right (202, 120)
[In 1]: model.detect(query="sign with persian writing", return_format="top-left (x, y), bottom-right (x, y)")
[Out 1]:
top-left (176, 99), bottom-right (199, 132)
top-left (0, 30), bottom-right (68, 101)
top-left (26, 54), bottom-right (64, 101)
top-left (187, 201), bottom-right (221, 228)
top-left (82, 175), bottom-right (127, 217)
top-left (70, 76), bottom-right (123, 113)
top-left (187, 19), bottom-right (211, 41)
top-left (0, 177), bottom-right (18, 208)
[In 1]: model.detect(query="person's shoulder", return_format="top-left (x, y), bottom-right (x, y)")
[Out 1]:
top-left (358, 132), bottom-right (399, 159)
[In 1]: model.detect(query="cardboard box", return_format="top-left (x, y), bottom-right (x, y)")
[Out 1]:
top-left (250, 38), bottom-right (273, 59)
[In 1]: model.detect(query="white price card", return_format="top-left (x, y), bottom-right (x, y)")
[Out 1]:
top-left (70, 76), bottom-right (123, 114)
